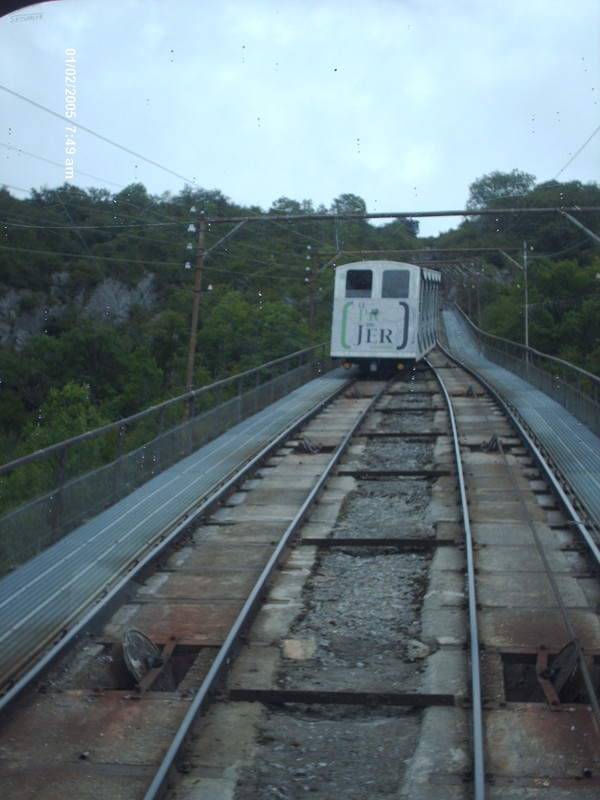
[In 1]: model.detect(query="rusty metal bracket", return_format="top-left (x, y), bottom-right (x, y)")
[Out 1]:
top-left (480, 434), bottom-right (500, 452)
top-left (136, 636), bottom-right (177, 694)
top-left (122, 628), bottom-right (177, 695)
top-left (296, 435), bottom-right (321, 454)
top-left (536, 640), bottom-right (582, 708)
top-left (536, 647), bottom-right (562, 707)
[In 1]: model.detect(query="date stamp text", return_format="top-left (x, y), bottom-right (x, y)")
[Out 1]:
top-left (64, 49), bottom-right (76, 180)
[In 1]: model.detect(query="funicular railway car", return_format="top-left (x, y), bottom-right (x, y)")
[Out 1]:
top-left (331, 260), bottom-right (441, 374)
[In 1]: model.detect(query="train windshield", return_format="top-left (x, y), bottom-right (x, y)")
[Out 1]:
top-left (382, 269), bottom-right (410, 298)
top-left (345, 269), bottom-right (372, 297)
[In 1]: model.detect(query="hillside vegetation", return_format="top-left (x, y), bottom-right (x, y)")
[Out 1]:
top-left (0, 172), bottom-right (598, 469)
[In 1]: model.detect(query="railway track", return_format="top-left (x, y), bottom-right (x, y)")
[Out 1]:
top-left (1, 353), bottom-right (599, 799)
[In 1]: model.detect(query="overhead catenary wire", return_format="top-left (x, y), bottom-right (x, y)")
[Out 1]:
top-left (553, 124), bottom-right (600, 180)
top-left (54, 191), bottom-right (106, 279)
top-left (3, 82), bottom-right (598, 244)
top-left (0, 190), bottom-right (193, 238)
top-left (0, 243), bottom-right (182, 267)
top-left (204, 207), bottom-right (600, 224)
top-left (0, 183), bottom-right (214, 257)
top-left (0, 236), bottom-right (592, 277)
top-left (0, 242), bottom-right (331, 288)
top-left (3, 180), bottom-right (597, 282)
top-left (0, 205), bottom-right (184, 257)
top-left (0, 220), bottom-right (178, 230)
top-left (0, 141), bottom-right (128, 190)
top-left (3, 93), bottom-right (598, 257)
top-left (0, 84), bottom-right (201, 188)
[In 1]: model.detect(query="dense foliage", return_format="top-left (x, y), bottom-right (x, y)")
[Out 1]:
top-left (437, 174), bottom-right (600, 374)
top-left (0, 173), bottom-right (598, 471)
top-left (0, 183), bottom-right (419, 465)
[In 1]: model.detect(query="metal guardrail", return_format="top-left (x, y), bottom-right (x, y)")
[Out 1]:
top-left (454, 305), bottom-right (600, 437)
top-left (0, 344), bottom-right (332, 576)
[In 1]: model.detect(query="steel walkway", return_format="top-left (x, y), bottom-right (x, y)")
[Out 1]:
top-left (442, 309), bottom-right (600, 526)
top-left (0, 368), bottom-right (353, 689)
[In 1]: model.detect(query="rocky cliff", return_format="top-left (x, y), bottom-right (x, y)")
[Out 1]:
top-left (0, 274), bottom-right (155, 349)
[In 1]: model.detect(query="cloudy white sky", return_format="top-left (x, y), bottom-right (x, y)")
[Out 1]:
top-left (1, 0), bottom-right (598, 236)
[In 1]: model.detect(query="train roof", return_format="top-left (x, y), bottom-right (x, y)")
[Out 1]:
top-left (335, 260), bottom-right (441, 282)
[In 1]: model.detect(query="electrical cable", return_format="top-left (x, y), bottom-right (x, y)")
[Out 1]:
top-left (0, 242), bottom-right (182, 267)
top-left (553, 124), bottom-right (600, 180)
top-left (0, 84), bottom-right (201, 187)
top-left (0, 141), bottom-right (127, 189)
top-left (54, 191), bottom-right (106, 279)
top-left (0, 219), bottom-right (176, 230)
top-left (0, 242), bottom-right (324, 287)
top-left (19, 181), bottom-right (194, 229)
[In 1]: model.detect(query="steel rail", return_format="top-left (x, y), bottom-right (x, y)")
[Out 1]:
top-left (426, 357), bottom-right (486, 799)
top-left (437, 341), bottom-right (600, 566)
top-left (444, 338), bottom-right (600, 726)
top-left (437, 341), bottom-right (600, 727)
top-left (0, 375), bottom-right (354, 715)
top-left (142, 380), bottom-right (391, 800)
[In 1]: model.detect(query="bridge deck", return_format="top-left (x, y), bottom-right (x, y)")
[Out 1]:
top-left (2, 320), bottom-right (599, 693)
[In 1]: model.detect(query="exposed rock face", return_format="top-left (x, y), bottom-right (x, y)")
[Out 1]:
top-left (82, 275), bottom-right (155, 323)
top-left (0, 289), bottom-right (46, 348)
top-left (0, 274), bottom-right (156, 348)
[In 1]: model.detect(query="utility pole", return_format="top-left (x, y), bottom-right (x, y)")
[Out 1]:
top-left (182, 214), bottom-right (247, 426)
top-left (306, 249), bottom-right (341, 351)
top-left (308, 247), bottom-right (318, 349)
top-left (476, 269), bottom-right (481, 328)
top-left (523, 241), bottom-right (529, 363)
top-left (185, 211), bottom-right (206, 409)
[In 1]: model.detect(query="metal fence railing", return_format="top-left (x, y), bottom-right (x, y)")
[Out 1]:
top-left (0, 344), bottom-right (332, 576)
top-left (454, 305), bottom-right (600, 437)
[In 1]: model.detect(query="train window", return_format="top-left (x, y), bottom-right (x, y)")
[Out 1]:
top-left (382, 270), bottom-right (410, 298)
top-left (345, 269), bottom-right (372, 297)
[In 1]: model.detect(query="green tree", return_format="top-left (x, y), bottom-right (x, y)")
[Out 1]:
top-left (330, 193), bottom-right (367, 215)
top-left (27, 382), bottom-right (109, 452)
top-left (269, 197), bottom-right (303, 215)
top-left (257, 302), bottom-right (306, 360)
top-left (197, 292), bottom-right (258, 377)
top-left (481, 293), bottom-right (525, 342)
top-left (466, 169), bottom-right (536, 210)
top-left (116, 345), bottom-right (163, 418)
top-left (2, 382), bottom-right (112, 512)
top-left (145, 309), bottom-right (188, 377)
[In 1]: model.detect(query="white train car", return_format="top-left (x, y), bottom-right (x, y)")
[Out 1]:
top-left (330, 260), bottom-right (441, 374)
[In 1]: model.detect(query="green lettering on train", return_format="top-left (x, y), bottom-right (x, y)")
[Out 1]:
top-left (341, 300), bottom-right (354, 349)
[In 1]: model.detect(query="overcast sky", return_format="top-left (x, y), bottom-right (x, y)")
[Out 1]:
top-left (1, 0), bottom-right (598, 236)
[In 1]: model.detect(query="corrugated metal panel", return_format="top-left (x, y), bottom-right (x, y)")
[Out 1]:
top-left (0, 368), bottom-right (351, 685)
top-left (443, 310), bottom-right (600, 525)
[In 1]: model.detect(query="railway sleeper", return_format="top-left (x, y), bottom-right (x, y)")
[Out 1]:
top-left (227, 687), bottom-right (457, 708)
